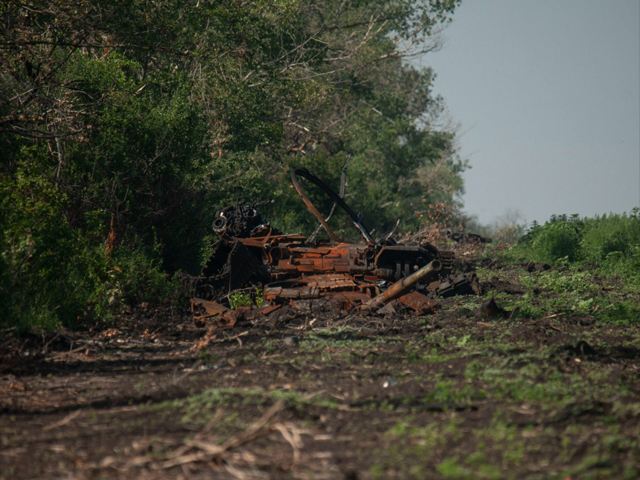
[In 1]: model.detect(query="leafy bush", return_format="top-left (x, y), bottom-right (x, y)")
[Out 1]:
top-left (0, 154), bottom-right (91, 331)
top-left (533, 221), bottom-right (583, 263)
top-left (90, 241), bottom-right (188, 319)
top-left (0, 155), bottom-right (185, 331)
top-left (511, 211), bottom-right (640, 275)
top-left (517, 217), bottom-right (584, 264)
top-left (580, 211), bottom-right (640, 264)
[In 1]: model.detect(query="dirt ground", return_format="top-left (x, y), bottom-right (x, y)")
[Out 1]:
top-left (2, 261), bottom-right (640, 480)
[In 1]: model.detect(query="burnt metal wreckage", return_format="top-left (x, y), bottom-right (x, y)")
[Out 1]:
top-left (191, 168), bottom-right (480, 327)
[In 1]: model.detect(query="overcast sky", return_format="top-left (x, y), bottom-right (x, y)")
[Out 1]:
top-left (423, 0), bottom-right (640, 226)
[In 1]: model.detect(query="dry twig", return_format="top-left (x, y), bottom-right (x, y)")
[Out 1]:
top-left (43, 410), bottom-right (83, 431)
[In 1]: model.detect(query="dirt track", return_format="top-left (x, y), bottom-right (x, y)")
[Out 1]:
top-left (2, 263), bottom-right (640, 480)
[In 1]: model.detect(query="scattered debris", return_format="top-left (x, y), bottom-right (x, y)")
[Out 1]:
top-left (192, 169), bottom-right (482, 327)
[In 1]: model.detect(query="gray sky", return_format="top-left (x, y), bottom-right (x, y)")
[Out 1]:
top-left (424, 0), bottom-right (640, 226)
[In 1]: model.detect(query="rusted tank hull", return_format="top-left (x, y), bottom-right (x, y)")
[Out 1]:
top-left (192, 169), bottom-right (479, 326)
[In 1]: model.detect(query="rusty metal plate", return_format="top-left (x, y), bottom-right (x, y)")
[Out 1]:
top-left (396, 291), bottom-right (437, 314)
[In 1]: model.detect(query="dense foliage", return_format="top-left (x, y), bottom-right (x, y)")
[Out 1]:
top-left (1, 0), bottom-right (464, 330)
top-left (510, 211), bottom-right (640, 275)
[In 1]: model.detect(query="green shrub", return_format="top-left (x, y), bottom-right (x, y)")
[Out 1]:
top-left (580, 212), bottom-right (640, 264)
top-left (528, 220), bottom-right (583, 264)
top-left (0, 155), bottom-right (185, 332)
top-left (511, 212), bottom-right (640, 278)
top-left (89, 242), bottom-right (187, 320)
top-left (0, 155), bottom-right (94, 331)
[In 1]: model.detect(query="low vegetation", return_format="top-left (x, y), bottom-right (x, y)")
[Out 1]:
top-left (510, 211), bottom-right (640, 269)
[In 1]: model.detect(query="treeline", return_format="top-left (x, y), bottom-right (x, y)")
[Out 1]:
top-left (0, 0), bottom-right (463, 330)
